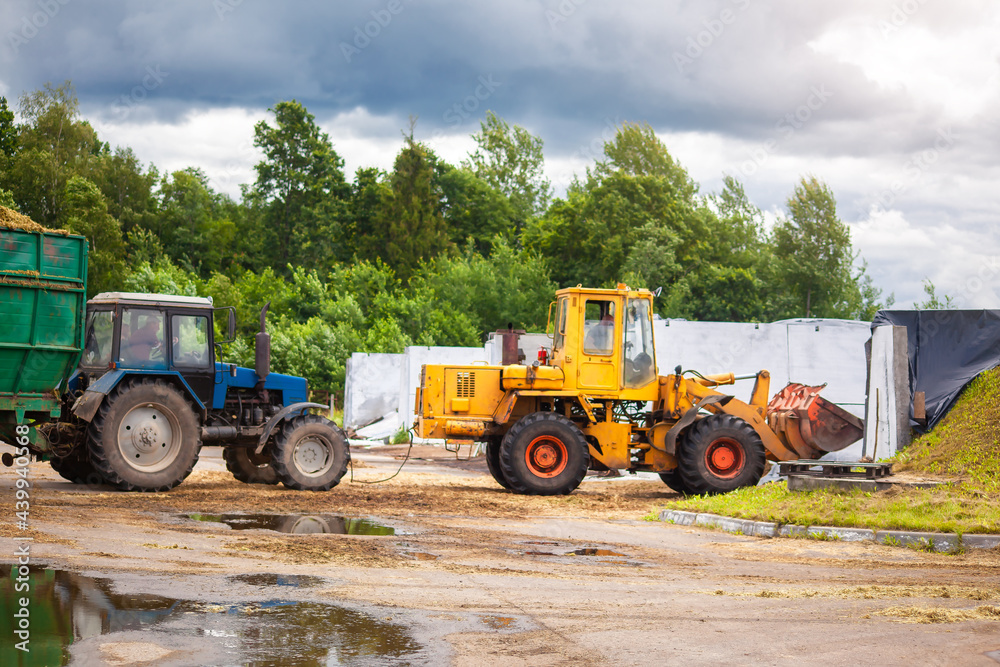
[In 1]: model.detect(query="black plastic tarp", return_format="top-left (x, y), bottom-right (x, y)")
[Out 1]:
top-left (871, 309), bottom-right (1000, 432)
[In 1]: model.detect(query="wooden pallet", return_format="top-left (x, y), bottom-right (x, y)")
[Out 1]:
top-left (778, 460), bottom-right (893, 480)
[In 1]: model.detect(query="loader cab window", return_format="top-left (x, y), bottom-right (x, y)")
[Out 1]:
top-left (552, 297), bottom-right (568, 352)
top-left (81, 309), bottom-right (114, 368)
top-left (583, 299), bottom-right (616, 356)
top-left (623, 298), bottom-right (656, 388)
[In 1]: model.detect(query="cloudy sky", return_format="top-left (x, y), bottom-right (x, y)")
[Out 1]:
top-left (2, 0), bottom-right (998, 309)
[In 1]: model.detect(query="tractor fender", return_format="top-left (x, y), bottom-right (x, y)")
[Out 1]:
top-left (255, 402), bottom-right (330, 454)
top-left (71, 370), bottom-right (206, 423)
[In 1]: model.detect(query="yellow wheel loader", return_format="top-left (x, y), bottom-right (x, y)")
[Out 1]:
top-left (415, 285), bottom-right (863, 496)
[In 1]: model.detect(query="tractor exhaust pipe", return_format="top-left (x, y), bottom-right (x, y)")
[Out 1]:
top-left (255, 301), bottom-right (271, 383)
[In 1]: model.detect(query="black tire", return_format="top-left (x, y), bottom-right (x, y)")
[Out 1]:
top-left (657, 470), bottom-right (688, 494)
top-left (223, 446), bottom-right (279, 485)
top-left (499, 412), bottom-right (589, 496)
top-left (49, 447), bottom-right (105, 486)
top-left (88, 378), bottom-right (201, 492)
top-left (485, 437), bottom-right (512, 490)
top-left (677, 414), bottom-right (766, 495)
top-left (269, 415), bottom-right (350, 491)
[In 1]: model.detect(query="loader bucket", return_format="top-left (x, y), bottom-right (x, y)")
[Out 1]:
top-left (766, 383), bottom-right (864, 460)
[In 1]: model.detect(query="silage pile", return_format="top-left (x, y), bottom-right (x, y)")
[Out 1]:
top-left (894, 366), bottom-right (1000, 490)
top-left (0, 205), bottom-right (61, 233)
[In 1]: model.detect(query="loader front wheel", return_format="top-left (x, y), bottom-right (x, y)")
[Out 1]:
top-left (269, 415), bottom-right (350, 491)
top-left (657, 470), bottom-right (688, 495)
top-left (485, 437), bottom-right (512, 490)
top-left (500, 412), bottom-right (589, 496)
top-left (677, 414), bottom-right (765, 495)
top-left (224, 446), bottom-right (279, 485)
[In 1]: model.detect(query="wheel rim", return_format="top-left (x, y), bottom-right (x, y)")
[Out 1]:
top-left (117, 403), bottom-right (182, 473)
top-left (289, 516), bottom-right (331, 534)
top-left (292, 435), bottom-right (334, 477)
top-left (524, 435), bottom-right (569, 478)
top-left (704, 437), bottom-right (745, 479)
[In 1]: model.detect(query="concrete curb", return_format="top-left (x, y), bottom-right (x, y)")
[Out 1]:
top-left (656, 510), bottom-right (997, 553)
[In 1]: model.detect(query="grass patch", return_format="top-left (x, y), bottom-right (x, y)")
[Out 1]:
top-left (662, 482), bottom-right (1000, 534)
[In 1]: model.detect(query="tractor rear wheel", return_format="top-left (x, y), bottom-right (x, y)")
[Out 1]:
top-left (677, 414), bottom-right (765, 495)
top-left (87, 378), bottom-right (201, 492)
top-left (657, 470), bottom-right (688, 495)
top-left (269, 415), bottom-right (350, 491)
top-left (50, 447), bottom-right (104, 486)
top-left (485, 437), bottom-right (512, 490)
top-left (223, 446), bottom-right (279, 485)
top-left (499, 412), bottom-right (589, 496)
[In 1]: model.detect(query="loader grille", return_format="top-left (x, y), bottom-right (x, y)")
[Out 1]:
top-left (456, 371), bottom-right (476, 398)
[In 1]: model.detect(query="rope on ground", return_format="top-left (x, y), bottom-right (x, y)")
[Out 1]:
top-left (348, 428), bottom-right (416, 484)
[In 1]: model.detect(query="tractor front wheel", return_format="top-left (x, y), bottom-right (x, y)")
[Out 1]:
top-left (223, 446), bottom-right (279, 485)
top-left (87, 378), bottom-right (201, 492)
top-left (269, 415), bottom-right (350, 491)
top-left (677, 414), bottom-right (765, 495)
top-left (499, 412), bottom-right (589, 496)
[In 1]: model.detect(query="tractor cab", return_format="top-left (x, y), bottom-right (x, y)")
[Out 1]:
top-left (548, 284), bottom-right (658, 399)
top-left (79, 292), bottom-right (223, 408)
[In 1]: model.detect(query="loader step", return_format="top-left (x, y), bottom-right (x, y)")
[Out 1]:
top-left (778, 460), bottom-right (893, 480)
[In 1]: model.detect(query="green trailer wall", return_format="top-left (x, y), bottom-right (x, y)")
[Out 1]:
top-left (0, 226), bottom-right (88, 420)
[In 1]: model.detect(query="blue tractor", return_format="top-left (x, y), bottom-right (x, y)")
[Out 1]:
top-left (52, 292), bottom-right (350, 492)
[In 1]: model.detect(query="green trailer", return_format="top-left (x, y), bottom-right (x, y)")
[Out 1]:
top-left (0, 225), bottom-right (88, 432)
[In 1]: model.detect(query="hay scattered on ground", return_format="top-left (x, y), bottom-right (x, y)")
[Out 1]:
top-left (873, 604), bottom-right (1000, 624)
top-left (0, 205), bottom-right (64, 233)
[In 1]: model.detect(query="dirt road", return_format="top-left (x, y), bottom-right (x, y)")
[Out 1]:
top-left (2, 445), bottom-right (998, 665)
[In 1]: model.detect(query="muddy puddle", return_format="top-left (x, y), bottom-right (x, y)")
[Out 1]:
top-left (227, 573), bottom-right (326, 588)
top-left (186, 513), bottom-right (396, 535)
top-left (0, 565), bottom-right (427, 665)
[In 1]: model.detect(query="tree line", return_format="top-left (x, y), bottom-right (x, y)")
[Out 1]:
top-left (0, 81), bottom-right (890, 398)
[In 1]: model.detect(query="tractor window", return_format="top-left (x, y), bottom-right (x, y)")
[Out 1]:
top-left (171, 315), bottom-right (211, 368)
top-left (552, 297), bottom-right (568, 351)
top-left (120, 308), bottom-right (167, 369)
top-left (81, 310), bottom-right (114, 368)
top-left (623, 297), bottom-right (656, 388)
top-left (582, 299), bottom-right (615, 356)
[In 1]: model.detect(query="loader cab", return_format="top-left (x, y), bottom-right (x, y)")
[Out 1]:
top-left (79, 293), bottom-right (217, 407)
top-left (550, 284), bottom-right (658, 397)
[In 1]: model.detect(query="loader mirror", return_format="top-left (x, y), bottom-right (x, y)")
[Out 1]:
top-left (654, 286), bottom-right (662, 298)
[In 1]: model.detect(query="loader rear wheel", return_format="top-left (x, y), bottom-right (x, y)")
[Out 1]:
top-left (87, 378), bottom-right (200, 492)
top-left (485, 437), bottom-right (512, 490)
top-left (499, 412), bottom-right (589, 496)
top-left (223, 446), bottom-right (279, 485)
top-left (657, 470), bottom-right (688, 495)
top-left (269, 415), bottom-right (350, 491)
top-left (50, 447), bottom-right (105, 486)
top-left (677, 414), bottom-right (765, 495)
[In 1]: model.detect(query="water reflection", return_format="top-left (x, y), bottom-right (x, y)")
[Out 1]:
top-left (0, 565), bottom-right (424, 666)
top-left (186, 513), bottom-right (396, 535)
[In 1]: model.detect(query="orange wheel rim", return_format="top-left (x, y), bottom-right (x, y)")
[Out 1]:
top-left (525, 436), bottom-right (569, 478)
top-left (704, 437), bottom-right (745, 479)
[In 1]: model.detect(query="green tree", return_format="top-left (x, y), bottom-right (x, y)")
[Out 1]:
top-left (915, 278), bottom-right (954, 309)
top-left (435, 162), bottom-right (516, 254)
top-left (63, 176), bottom-right (127, 296)
top-left (0, 96), bottom-right (17, 159)
top-left (464, 111), bottom-right (551, 226)
top-left (370, 129), bottom-right (449, 281)
top-left (771, 176), bottom-right (858, 318)
top-left (152, 168), bottom-right (238, 274)
top-left (2, 82), bottom-right (104, 227)
top-left (249, 100), bottom-right (349, 271)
